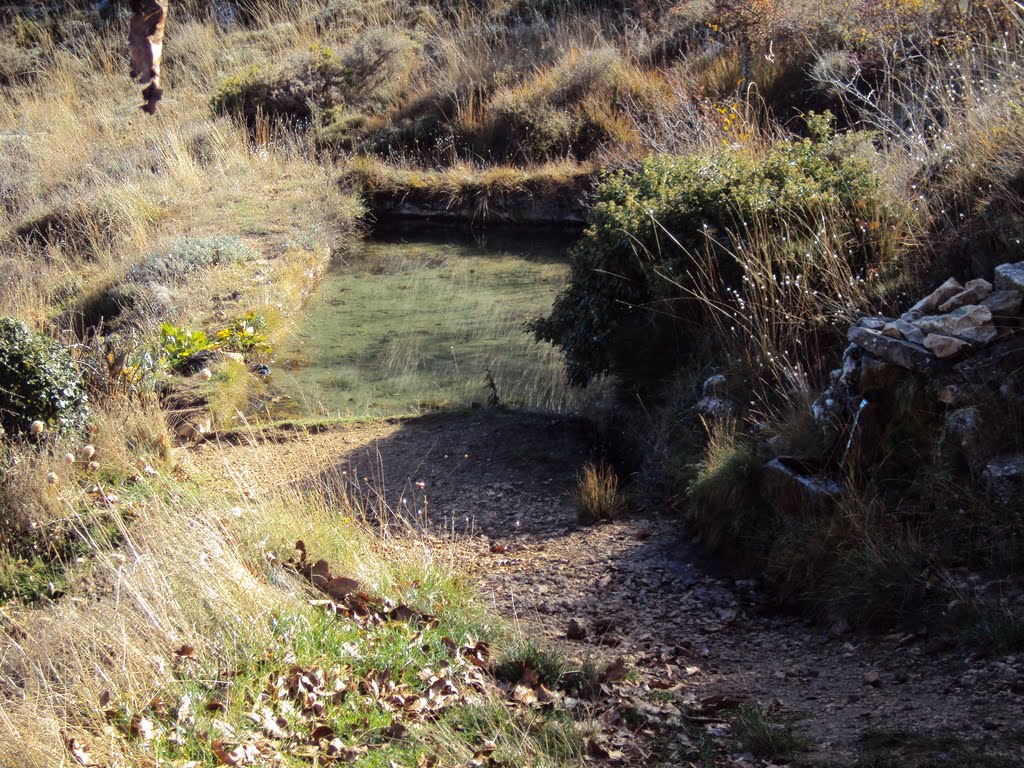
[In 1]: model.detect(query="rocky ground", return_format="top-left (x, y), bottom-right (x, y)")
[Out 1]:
top-left (194, 411), bottom-right (1024, 766)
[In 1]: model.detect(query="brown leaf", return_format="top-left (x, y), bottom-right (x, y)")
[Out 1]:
top-left (388, 603), bottom-right (417, 622)
top-left (535, 684), bottom-right (555, 704)
top-left (600, 657), bottom-right (628, 684)
top-left (385, 722), bottom-right (409, 739)
top-left (310, 724), bottom-right (335, 742)
top-left (585, 739), bottom-right (610, 759)
top-left (98, 690), bottom-right (111, 708)
top-left (212, 741), bottom-right (259, 766)
top-left (147, 695), bottom-right (168, 715)
top-left (174, 644), bottom-right (197, 660)
top-left (519, 666), bottom-right (539, 688)
top-left (63, 735), bottom-right (94, 766)
top-left (129, 715), bottom-right (155, 742)
top-left (512, 684), bottom-right (537, 705)
top-left (311, 559), bottom-right (331, 582)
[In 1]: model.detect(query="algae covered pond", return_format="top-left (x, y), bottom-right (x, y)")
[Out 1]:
top-left (274, 232), bottom-right (592, 417)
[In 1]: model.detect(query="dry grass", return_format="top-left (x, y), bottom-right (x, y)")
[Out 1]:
top-left (0, 441), bottom-right (468, 765)
top-left (574, 461), bottom-right (625, 522)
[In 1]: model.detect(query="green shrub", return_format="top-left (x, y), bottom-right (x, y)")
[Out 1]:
top-left (127, 235), bottom-right (257, 285)
top-left (215, 310), bottom-right (271, 358)
top-left (687, 431), bottom-right (763, 550)
top-left (158, 322), bottom-right (218, 372)
top-left (531, 114), bottom-right (892, 386)
top-left (0, 317), bottom-right (89, 438)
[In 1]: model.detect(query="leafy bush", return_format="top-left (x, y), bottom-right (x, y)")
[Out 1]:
top-left (531, 114), bottom-right (892, 386)
top-left (158, 323), bottom-right (217, 372)
top-left (215, 310), bottom-right (271, 357)
top-left (0, 317), bottom-right (88, 437)
top-left (127, 235), bottom-right (257, 285)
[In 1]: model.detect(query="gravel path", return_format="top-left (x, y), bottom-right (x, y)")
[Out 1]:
top-left (194, 411), bottom-right (1024, 765)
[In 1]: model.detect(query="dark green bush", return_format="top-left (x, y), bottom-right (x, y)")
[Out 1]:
top-left (0, 317), bottom-right (88, 438)
top-left (531, 114), bottom-right (891, 386)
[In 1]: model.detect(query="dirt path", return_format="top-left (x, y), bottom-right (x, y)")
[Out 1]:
top-left (193, 411), bottom-right (1024, 765)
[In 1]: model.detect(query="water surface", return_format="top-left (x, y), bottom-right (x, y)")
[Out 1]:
top-left (273, 231), bottom-right (590, 418)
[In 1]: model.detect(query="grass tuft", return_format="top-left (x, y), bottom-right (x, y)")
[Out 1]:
top-left (573, 461), bottom-right (625, 523)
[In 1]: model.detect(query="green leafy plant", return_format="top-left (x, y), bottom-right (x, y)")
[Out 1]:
top-left (158, 323), bottom-right (218, 372)
top-left (214, 310), bottom-right (271, 358)
top-left (0, 317), bottom-right (89, 437)
top-left (531, 113), bottom-right (893, 386)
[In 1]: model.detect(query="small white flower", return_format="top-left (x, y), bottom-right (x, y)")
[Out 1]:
top-left (30, 420), bottom-right (45, 436)
top-left (82, 445), bottom-right (96, 460)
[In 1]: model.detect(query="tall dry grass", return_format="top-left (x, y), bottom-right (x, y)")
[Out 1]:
top-left (0, 441), bottom-right (473, 766)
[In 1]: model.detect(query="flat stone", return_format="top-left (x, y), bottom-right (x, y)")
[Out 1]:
top-left (855, 316), bottom-right (891, 332)
top-left (944, 407), bottom-right (992, 475)
top-left (981, 289), bottom-right (1023, 317)
top-left (982, 454), bottom-right (1024, 504)
top-left (702, 374), bottom-right (729, 397)
top-left (696, 396), bottom-right (738, 421)
top-left (939, 283), bottom-right (993, 313)
top-left (913, 305), bottom-right (998, 345)
top-left (924, 333), bottom-right (972, 359)
top-left (965, 278), bottom-right (994, 292)
top-left (848, 326), bottom-right (938, 372)
top-left (882, 318), bottom-right (926, 344)
top-left (760, 457), bottom-right (844, 519)
top-left (908, 277), bottom-right (963, 316)
top-left (994, 262), bottom-right (1024, 292)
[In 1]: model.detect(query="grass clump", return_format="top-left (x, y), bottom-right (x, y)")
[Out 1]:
top-left (211, 29), bottom-right (418, 128)
top-left (733, 705), bottom-right (805, 761)
top-left (573, 460), bottom-right (625, 522)
top-left (686, 422), bottom-right (764, 551)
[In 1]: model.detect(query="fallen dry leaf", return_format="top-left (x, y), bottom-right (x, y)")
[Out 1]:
top-left (129, 715), bottom-right (155, 742)
top-left (174, 644), bottom-right (197, 660)
top-left (63, 735), bottom-right (94, 766)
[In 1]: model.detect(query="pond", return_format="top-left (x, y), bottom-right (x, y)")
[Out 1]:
top-left (271, 230), bottom-right (594, 418)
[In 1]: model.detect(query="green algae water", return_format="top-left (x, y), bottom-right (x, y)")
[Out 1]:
top-left (273, 231), bottom-right (591, 417)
